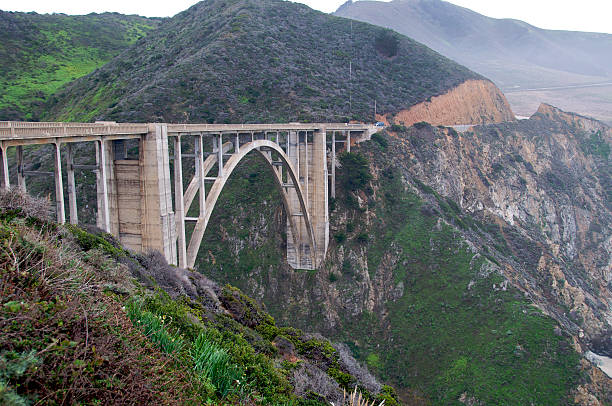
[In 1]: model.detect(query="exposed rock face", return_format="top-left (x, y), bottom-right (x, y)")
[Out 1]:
top-left (399, 105), bottom-right (611, 343)
top-left (536, 103), bottom-right (612, 138)
top-left (196, 103), bottom-right (611, 403)
top-left (382, 79), bottom-right (515, 126)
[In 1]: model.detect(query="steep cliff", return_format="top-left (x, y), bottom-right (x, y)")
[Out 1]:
top-left (396, 105), bottom-right (611, 341)
top-left (196, 105), bottom-right (611, 404)
top-left (382, 79), bottom-right (515, 126)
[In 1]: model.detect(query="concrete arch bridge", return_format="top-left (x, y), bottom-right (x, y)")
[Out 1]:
top-left (0, 122), bottom-right (376, 269)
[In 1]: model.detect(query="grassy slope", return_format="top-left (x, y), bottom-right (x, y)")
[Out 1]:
top-left (0, 192), bottom-right (399, 405)
top-left (0, 11), bottom-right (161, 120)
top-left (195, 134), bottom-right (582, 404)
top-left (42, 0), bottom-right (481, 123)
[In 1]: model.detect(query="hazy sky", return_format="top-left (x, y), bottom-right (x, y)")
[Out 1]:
top-left (1, 0), bottom-right (611, 34)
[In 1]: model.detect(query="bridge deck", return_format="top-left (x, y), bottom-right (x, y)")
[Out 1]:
top-left (0, 121), bottom-right (375, 143)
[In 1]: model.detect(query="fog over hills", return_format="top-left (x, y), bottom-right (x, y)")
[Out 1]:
top-left (335, 0), bottom-right (612, 123)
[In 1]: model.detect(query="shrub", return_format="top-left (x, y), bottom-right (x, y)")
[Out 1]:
top-left (0, 189), bottom-right (51, 220)
top-left (339, 152), bottom-right (372, 192)
top-left (345, 194), bottom-right (360, 210)
top-left (580, 130), bottom-right (610, 159)
top-left (374, 29), bottom-right (399, 57)
top-left (0, 350), bottom-right (41, 405)
top-left (371, 132), bottom-right (388, 149)
top-left (413, 121), bottom-right (431, 129)
top-left (389, 124), bottom-right (407, 132)
top-left (329, 197), bottom-right (337, 211)
top-left (66, 224), bottom-right (125, 258)
top-left (334, 232), bottom-right (347, 244)
top-left (342, 259), bottom-right (352, 275)
top-left (356, 233), bottom-right (369, 243)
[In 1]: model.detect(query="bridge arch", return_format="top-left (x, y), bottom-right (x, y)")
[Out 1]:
top-left (184, 139), bottom-right (317, 269)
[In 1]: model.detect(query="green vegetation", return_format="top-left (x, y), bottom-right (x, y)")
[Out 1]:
top-left (0, 11), bottom-right (160, 120)
top-left (1, 190), bottom-right (397, 404)
top-left (579, 130), bottom-right (610, 159)
top-left (374, 29), bottom-right (400, 58)
top-left (191, 130), bottom-right (584, 404)
top-left (191, 331), bottom-right (243, 397)
top-left (338, 152), bottom-right (373, 192)
top-left (43, 0), bottom-right (480, 123)
top-left (126, 298), bottom-right (185, 355)
top-left (196, 155), bottom-right (283, 285)
top-left (0, 198), bottom-right (196, 404)
top-left (370, 132), bottom-right (388, 149)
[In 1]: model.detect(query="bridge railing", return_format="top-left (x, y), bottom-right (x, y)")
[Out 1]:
top-left (0, 121), bottom-right (375, 140)
top-left (166, 123), bottom-right (374, 134)
top-left (0, 122), bottom-right (149, 140)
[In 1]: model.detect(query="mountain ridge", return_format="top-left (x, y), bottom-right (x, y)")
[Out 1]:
top-left (42, 0), bottom-right (513, 124)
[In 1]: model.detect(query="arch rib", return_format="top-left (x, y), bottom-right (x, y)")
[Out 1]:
top-left (183, 141), bottom-right (233, 214)
top-left (185, 140), bottom-right (317, 269)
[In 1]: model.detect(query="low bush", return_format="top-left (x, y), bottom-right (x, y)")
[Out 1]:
top-left (371, 132), bottom-right (388, 149)
top-left (0, 188), bottom-right (51, 220)
top-left (335, 232), bottom-right (347, 244)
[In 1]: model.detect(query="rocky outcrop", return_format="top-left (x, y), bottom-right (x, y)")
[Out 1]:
top-left (194, 104), bottom-right (611, 403)
top-left (399, 106), bottom-right (611, 342)
top-left (382, 79), bottom-right (515, 126)
top-left (535, 103), bottom-right (612, 138)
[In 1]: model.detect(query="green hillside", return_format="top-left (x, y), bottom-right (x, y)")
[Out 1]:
top-left (0, 11), bottom-right (161, 120)
top-left (0, 190), bottom-right (398, 405)
top-left (43, 0), bottom-right (481, 123)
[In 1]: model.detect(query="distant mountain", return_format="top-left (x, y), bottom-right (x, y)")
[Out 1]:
top-left (335, 0), bottom-right (612, 122)
top-left (0, 11), bottom-right (161, 121)
top-left (42, 0), bottom-right (505, 124)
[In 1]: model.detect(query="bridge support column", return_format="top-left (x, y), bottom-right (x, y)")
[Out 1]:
top-left (66, 144), bottom-right (78, 225)
top-left (174, 136), bottom-right (187, 268)
top-left (140, 124), bottom-right (177, 265)
top-left (53, 142), bottom-right (65, 224)
top-left (346, 131), bottom-right (351, 152)
top-left (96, 140), bottom-right (111, 232)
top-left (331, 131), bottom-right (336, 199)
top-left (311, 129), bottom-right (329, 264)
top-left (16, 146), bottom-right (25, 192)
top-left (0, 143), bottom-right (9, 191)
top-left (286, 131), bottom-right (311, 268)
top-left (284, 129), bottom-right (330, 268)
